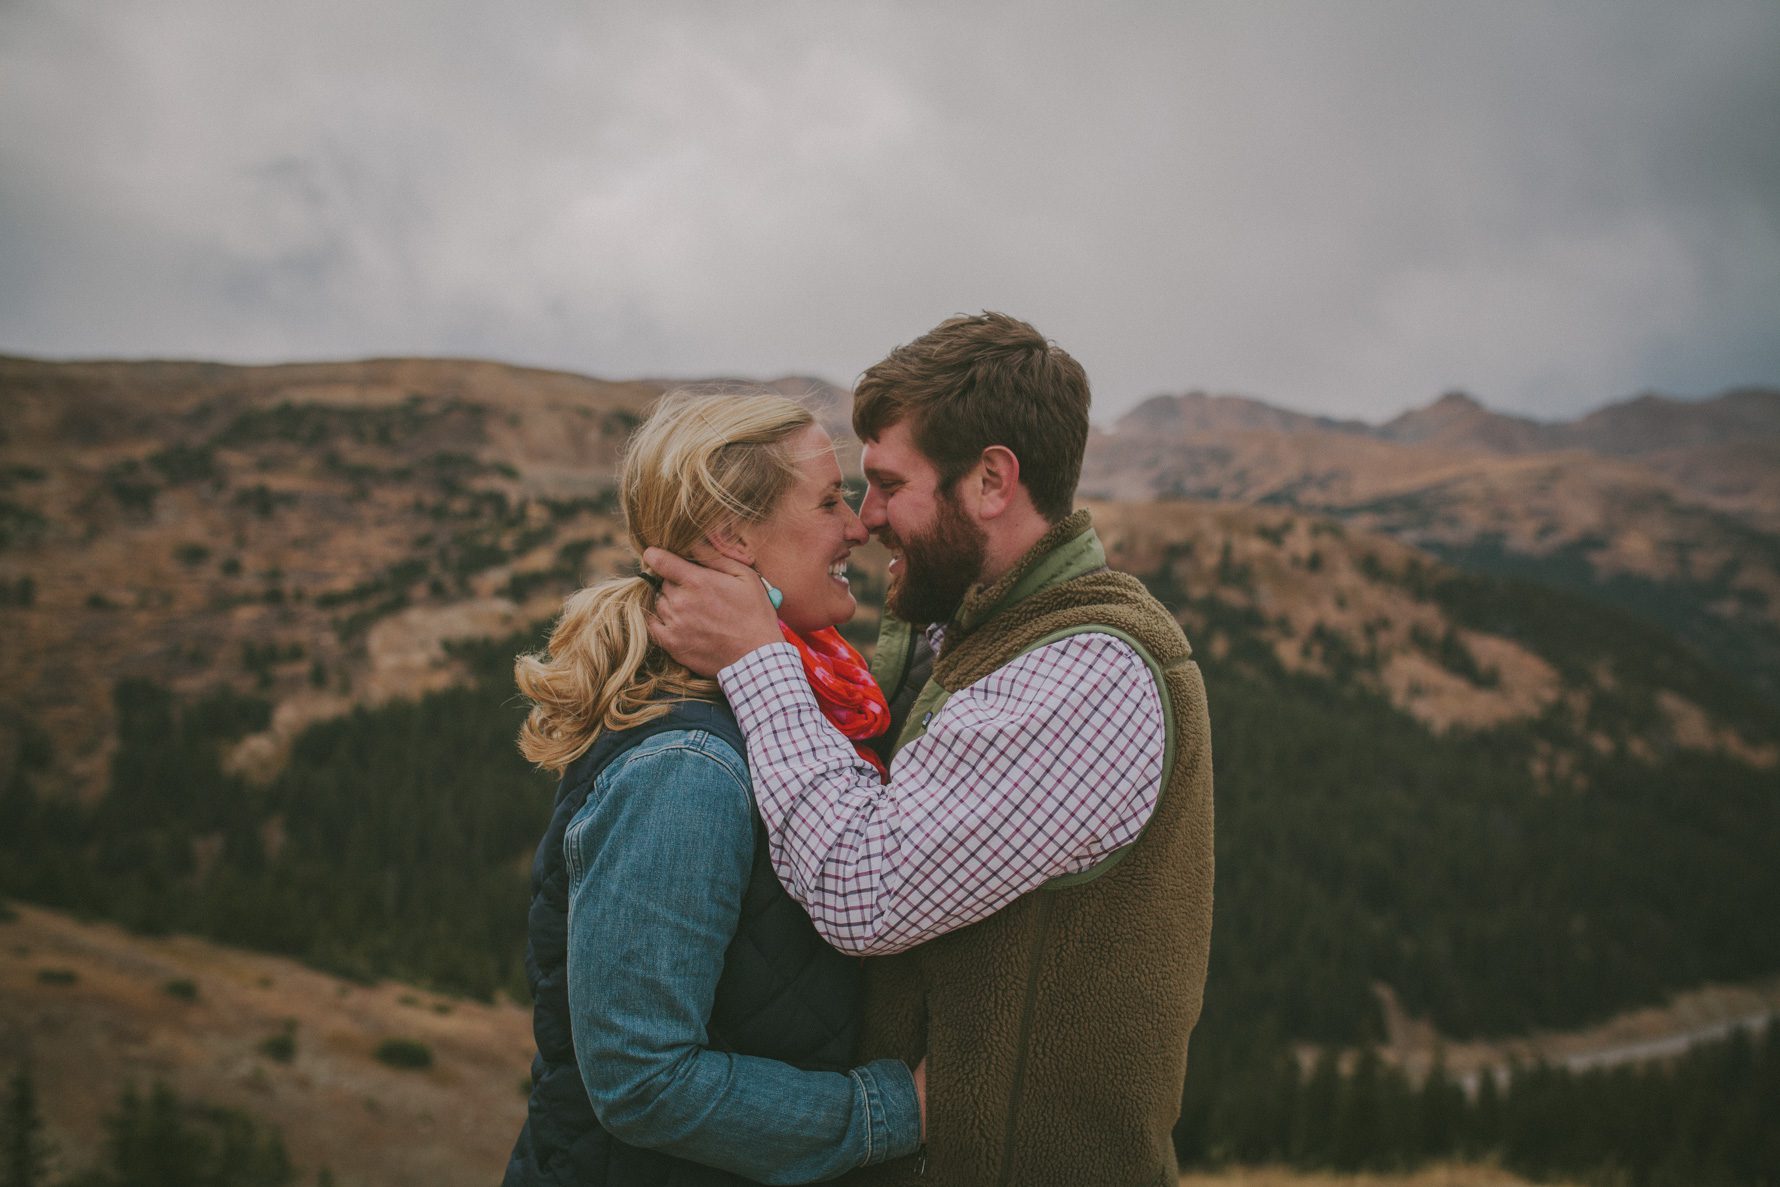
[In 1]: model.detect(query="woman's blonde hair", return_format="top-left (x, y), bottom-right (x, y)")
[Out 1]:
top-left (515, 389), bottom-right (817, 773)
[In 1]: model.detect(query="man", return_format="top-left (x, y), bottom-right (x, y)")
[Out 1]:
top-left (646, 312), bottom-right (1213, 1186)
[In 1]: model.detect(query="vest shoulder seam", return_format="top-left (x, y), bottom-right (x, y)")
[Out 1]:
top-left (589, 728), bottom-right (751, 799)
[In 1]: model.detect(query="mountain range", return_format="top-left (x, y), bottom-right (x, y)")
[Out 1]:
top-left (2, 355), bottom-right (1777, 1185)
top-left (1082, 384), bottom-right (1780, 701)
top-left (5, 356), bottom-right (1774, 803)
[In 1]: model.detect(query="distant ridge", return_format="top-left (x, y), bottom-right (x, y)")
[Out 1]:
top-left (1377, 390), bottom-right (1552, 453)
top-left (1082, 381), bottom-right (1780, 700)
top-left (1564, 387), bottom-right (1780, 457)
top-left (1117, 390), bottom-right (1369, 437)
top-left (1118, 384), bottom-right (1780, 457)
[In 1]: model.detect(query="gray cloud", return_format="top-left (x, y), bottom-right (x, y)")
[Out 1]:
top-left (2, 0), bottom-right (1776, 422)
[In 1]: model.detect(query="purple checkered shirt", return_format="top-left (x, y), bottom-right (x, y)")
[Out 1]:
top-left (717, 630), bottom-right (1166, 956)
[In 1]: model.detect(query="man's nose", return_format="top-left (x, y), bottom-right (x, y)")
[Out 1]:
top-left (858, 485), bottom-right (887, 531)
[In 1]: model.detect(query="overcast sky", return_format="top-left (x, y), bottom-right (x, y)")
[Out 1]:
top-left (2, 1), bottom-right (1776, 423)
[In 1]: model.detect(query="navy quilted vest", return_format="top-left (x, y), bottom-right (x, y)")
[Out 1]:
top-left (504, 698), bottom-right (860, 1187)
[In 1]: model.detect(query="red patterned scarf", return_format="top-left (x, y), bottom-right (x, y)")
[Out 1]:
top-left (777, 624), bottom-right (891, 780)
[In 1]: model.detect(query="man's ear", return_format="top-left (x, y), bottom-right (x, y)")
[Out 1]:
top-left (970, 445), bottom-right (1022, 519)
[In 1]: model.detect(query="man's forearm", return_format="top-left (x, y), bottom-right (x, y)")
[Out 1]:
top-left (720, 633), bottom-right (1167, 955)
top-left (721, 643), bottom-right (913, 953)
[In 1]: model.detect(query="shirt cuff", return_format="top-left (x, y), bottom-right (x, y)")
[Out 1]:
top-left (850, 1059), bottom-right (923, 1166)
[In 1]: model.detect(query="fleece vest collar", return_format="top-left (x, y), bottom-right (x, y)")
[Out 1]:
top-left (868, 510), bottom-right (1103, 701)
top-left (946, 508), bottom-right (1103, 645)
top-left (882, 510), bottom-right (1109, 754)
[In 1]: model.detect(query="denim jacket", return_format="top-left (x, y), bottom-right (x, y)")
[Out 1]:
top-left (564, 726), bottom-right (921, 1183)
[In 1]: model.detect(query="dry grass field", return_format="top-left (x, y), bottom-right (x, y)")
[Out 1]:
top-left (5, 901), bottom-right (1759, 1187)
top-left (1, 902), bottom-right (534, 1187)
top-left (1181, 1166), bottom-right (1575, 1187)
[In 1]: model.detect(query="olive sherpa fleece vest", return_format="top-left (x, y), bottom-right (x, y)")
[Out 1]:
top-left (505, 698), bottom-right (860, 1187)
top-left (847, 510), bottom-right (1215, 1187)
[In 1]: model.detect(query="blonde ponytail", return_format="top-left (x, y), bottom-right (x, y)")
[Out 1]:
top-left (515, 576), bottom-right (719, 772)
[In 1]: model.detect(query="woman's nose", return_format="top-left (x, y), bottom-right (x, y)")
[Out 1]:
top-left (841, 500), bottom-right (869, 544)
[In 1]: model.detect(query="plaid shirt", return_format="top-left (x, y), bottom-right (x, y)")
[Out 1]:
top-left (718, 630), bottom-right (1166, 955)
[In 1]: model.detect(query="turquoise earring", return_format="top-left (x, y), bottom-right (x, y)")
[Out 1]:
top-left (760, 574), bottom-right (783, 611)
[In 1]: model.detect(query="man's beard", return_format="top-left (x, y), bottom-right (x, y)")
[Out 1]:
top-left (881, 489), bottom-right (988, 626)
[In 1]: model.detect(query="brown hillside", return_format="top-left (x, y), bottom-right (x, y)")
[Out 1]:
top-left (7, 899), bottom-right (1761, 1187)
top-left (0, 357), bottom-right (836, 799)
top-left (1090, 500), bottom-right (1774, 771)
top-left (4, 356), bottom-right (1773, 805)
top-left (1081, 392), bottom-right (1780, 701)
top-left (0, 902), bottom-right (533, 1187)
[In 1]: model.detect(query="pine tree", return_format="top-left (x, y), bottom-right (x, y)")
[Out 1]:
top-left (1, 1064), bottom-right (54, 1187)
top-left (1415, 1049), bottom-right (1463, 1161)
top-left (1468, 1067), bottom-right (1503, 1159)
top-left (99, 1082), bottom-right (201, 1187)
top-left (86, 1081), bottom-right (292, 1187)
top-left (1330, 1046), bottom-right (1382, 1171)
top-left (1292, 1048), bottom-right (1340, 1167)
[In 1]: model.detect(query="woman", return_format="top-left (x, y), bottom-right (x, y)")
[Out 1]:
top-left (503, 391), bottom-right (921, 1187)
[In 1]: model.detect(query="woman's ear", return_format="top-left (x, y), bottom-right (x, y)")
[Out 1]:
top-left (703, 522), bottom-right (755, 567)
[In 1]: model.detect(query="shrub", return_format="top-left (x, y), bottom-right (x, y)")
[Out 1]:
top-left (148, 443), bottom-right (219, 485)
top-left (231, 484), bottom-right (297, 517)
top-left (373, 1038), bottom-right (433, 1070)
top-left (102, 461), bottom-right (158, 512)
top-left (162, 978), bottom-right (200, 1002)
top-left (258, 1028), bottom-right (296, 1064)
top-left (0, 498), bottom-right (49, 550)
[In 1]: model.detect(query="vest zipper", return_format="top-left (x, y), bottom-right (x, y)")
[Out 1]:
top-left (995, 893), bottom-right (1056, 1187)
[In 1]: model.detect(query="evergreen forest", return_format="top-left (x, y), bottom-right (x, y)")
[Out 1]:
top-left (1, 1066), bottom-right (293, 1187)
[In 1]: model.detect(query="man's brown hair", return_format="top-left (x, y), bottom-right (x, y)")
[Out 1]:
top-left (853, 312), bottom-right (1091, 522)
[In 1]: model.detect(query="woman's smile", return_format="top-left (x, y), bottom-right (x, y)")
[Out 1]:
top-left (745, 424), bottom-right (870, 635)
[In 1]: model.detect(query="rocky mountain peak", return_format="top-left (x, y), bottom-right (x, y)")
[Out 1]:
top-left (1378, 389), bottom-right (1551, 453)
